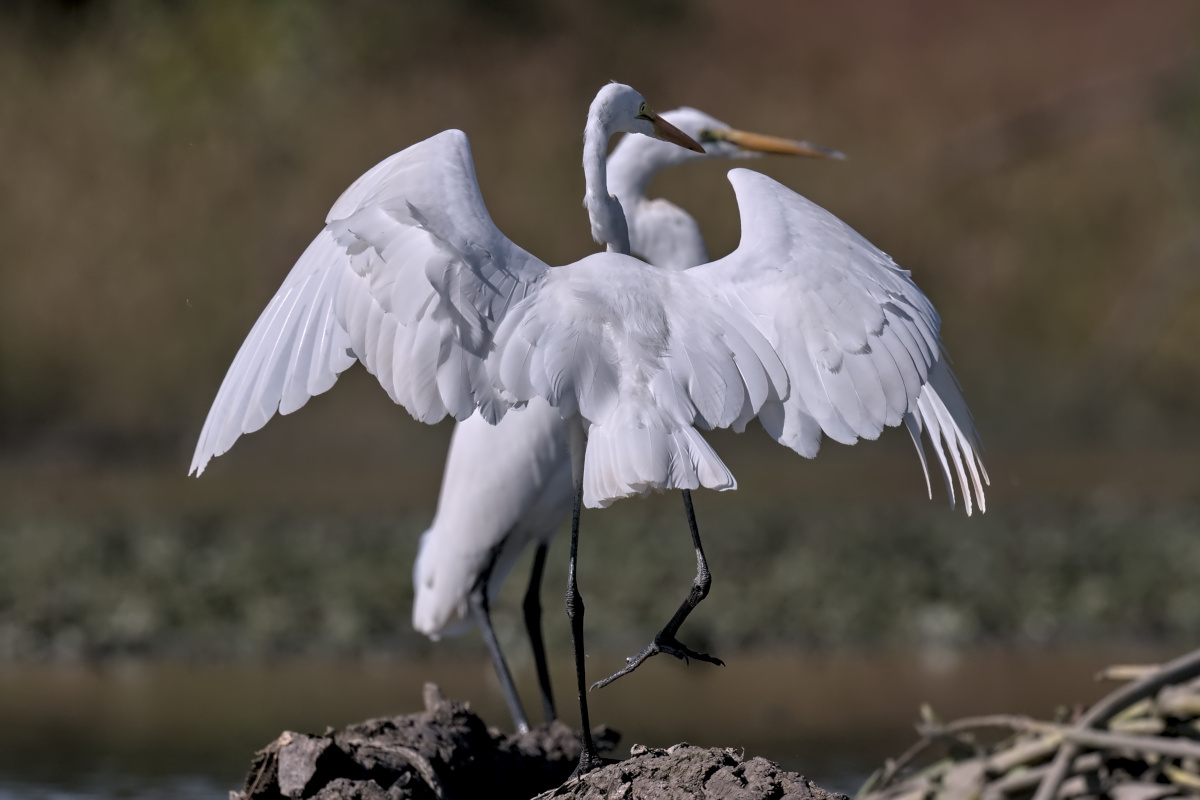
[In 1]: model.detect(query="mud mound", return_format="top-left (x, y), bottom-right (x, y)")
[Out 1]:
top-left (232, 682), bottom-right (842, 800)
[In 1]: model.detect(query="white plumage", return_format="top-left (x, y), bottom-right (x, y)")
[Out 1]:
top-left (189, 86), bottom-right (987, 764)
top-left (412, 108), bottom-right (851, 648)
top-left (411, 395), bottom-right (570, 639)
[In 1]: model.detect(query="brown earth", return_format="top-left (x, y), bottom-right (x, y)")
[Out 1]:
top-left (233, 682), bottom-right (846, 800)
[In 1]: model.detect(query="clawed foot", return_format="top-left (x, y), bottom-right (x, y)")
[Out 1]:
top-left (568, 745), bottom-right (605, 780)
top-left (589, 633), bottom-right (724, 691)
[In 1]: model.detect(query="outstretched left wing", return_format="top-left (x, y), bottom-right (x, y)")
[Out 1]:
top-left (190, 130), bottom-right (549, 475)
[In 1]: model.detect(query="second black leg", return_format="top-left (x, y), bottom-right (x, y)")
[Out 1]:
top-left (591, 488), bottom-right (723, 691)
top-left (523, 541), bottom-right (556, 724)
top-left (469, 560), bottom-right (531, 734)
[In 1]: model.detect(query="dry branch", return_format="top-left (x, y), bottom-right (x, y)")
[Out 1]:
top-left (860, 647), bottom-right (1200, 800)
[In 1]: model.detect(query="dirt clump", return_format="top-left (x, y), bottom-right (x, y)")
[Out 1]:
top-left (233, 682), bottom-right (841, 800)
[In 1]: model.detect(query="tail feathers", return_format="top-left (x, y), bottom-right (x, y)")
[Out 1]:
top-left (583, 423), bottom-right (734, 509)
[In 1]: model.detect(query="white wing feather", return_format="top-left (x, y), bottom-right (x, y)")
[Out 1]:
top-left (193, 142), bottom-right (985, 515)
top-left (692, 168), bottom-right (988, 513)
top-left (190, 130), bottom-right (548, 475)
top-left (190, 230), bottom-right (356, 475)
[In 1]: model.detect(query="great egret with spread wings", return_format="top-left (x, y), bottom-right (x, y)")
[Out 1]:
top-left (413, 107), bottom-right (846, 735)
top-left (191, 83), bottom-right (987, 776)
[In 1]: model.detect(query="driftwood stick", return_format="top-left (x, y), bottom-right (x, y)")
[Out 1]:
top-left (1061, 727), bottom-right (1200, 762)
top-left (861, 649), bottom-right (1200, 800)
top-left (874, 734), bottom-right (949, 790)
top-left (920, 713), bottom-right (1200, 760)
top-left (982, 752), bottom-right (1105, 800)
top-left (919, 713), bottom-right (1200, 766)
top-left (1032, 648), bottom-right (1200, 800)
top-left (920, 714), bottom-right (1051, 736)
top-left (985, 733), bottom-right (1063, 775)
top-left (1096, 665), bottom-right (1161, 683)
top-left (876, 714), bottom-right (1053, 790)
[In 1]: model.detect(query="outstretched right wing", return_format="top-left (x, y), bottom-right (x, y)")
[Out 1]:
top-left (190, 130), bottom-right (549, 475)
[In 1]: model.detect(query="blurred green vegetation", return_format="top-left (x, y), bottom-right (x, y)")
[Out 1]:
top-left (0, 0), bottom-right (1198, 660)
top-left (1, 499), bottom-right (1199, 661)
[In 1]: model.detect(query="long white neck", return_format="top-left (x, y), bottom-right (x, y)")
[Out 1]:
top-left (604, 130), bottom-right (711, 271)
top-left (582, 113), bottom-right (630, 255)
top-left (607, 133), bottom-right (702, 207)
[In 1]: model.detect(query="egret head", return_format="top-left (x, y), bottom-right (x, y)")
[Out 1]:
top-left (667, 107), bottom-right (845, 161)
top-left (590, 83), bottom-right (705, 154)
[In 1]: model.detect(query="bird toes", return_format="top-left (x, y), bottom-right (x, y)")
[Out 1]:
top-left (590, 635), bottom-right (724, 692)
top-left (656, 636), bottom-right (725, 668)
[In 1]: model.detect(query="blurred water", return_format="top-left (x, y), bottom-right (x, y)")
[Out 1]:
top-left (0, 645), bottom-right (1174, 799)
top-left (0, 777), bottom-right (223, 800)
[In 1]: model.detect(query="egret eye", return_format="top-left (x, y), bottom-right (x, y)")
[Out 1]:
top-left (698, 129), bottom-right (721, 144)
top-left (636, 101), bottom-right (652, 121)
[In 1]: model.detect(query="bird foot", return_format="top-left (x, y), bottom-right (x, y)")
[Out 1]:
top-left (590, 634), bottom-right (724, 691)
top-left (568, 744), bottom-right (605, 780)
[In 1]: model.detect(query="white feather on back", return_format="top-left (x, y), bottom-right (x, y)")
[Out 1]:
top-left (489, 253), bottom-right (786, 507)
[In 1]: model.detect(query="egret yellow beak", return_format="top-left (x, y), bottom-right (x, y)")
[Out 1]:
top-left (649, 113), bottom-right (706, 154)
top-left (706, 129), bottom-right (845, 160)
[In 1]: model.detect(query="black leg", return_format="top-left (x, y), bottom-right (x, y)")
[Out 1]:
top-left (591, 488), bottom-right (723, 691)
top-left (523, 541), bottom-right (556, 724)
top-left (468, 563), bottom-right (531, 735)
top-left (567, 476), bottom-right (602, 778)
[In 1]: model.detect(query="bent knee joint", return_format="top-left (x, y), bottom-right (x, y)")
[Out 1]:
top-left (565, 588), bottom-right (585, 620)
